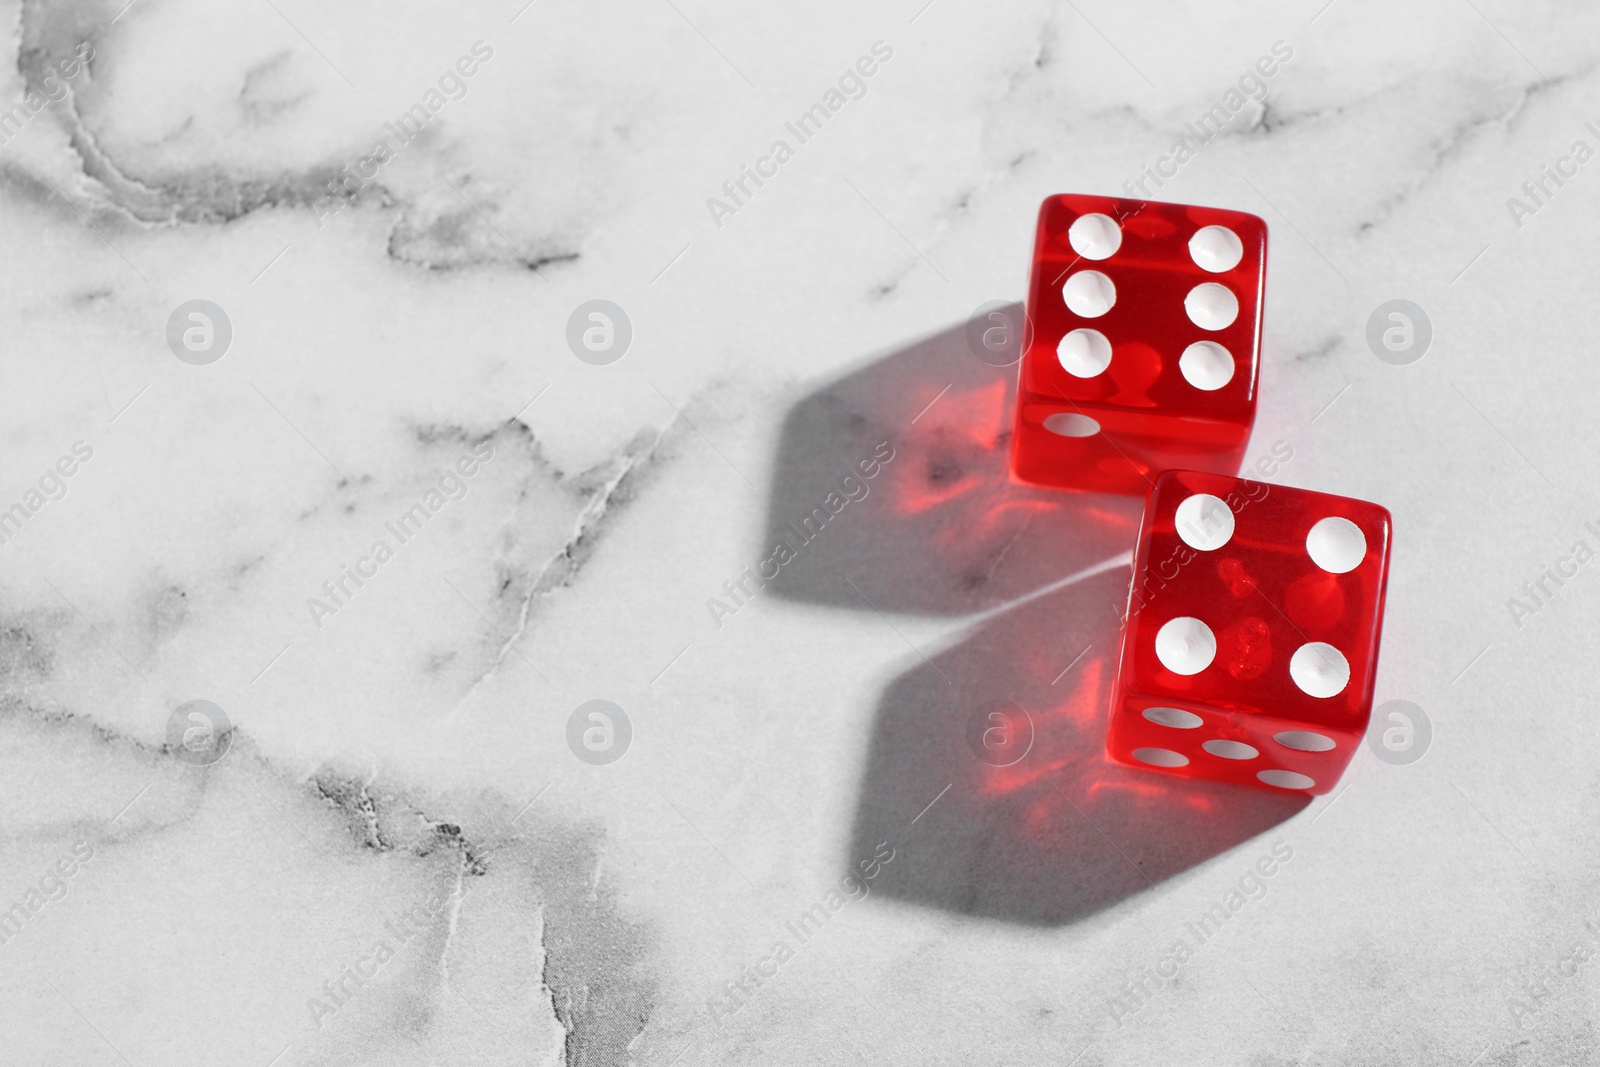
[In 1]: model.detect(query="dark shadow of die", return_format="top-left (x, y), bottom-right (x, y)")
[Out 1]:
top-left (850, 566), bottom-right (1309, 927)
top-left (759, 306), bottom-right (1143, 616)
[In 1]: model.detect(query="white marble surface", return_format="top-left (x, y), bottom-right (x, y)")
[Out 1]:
top-left (3, 0), bottom-right (1600, 1062)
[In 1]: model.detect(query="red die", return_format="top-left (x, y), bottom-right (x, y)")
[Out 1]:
top-left (1011, 194), bottom-right (1267, 495)
top-left (1107, 470), bottom-right (1392, 795)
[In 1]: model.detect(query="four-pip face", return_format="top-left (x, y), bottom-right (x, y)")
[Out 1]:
top-left (1107, 470), bottom-right (1393, 795)
top-left (1012, 194), bottom-right (1268, 495)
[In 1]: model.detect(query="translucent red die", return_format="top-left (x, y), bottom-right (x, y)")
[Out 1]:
top-left (1011, 194), bottom-right (1267, 494)
top-left (1107, 470), bottom-right (1393, 795)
